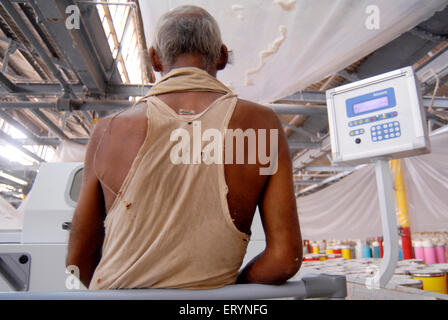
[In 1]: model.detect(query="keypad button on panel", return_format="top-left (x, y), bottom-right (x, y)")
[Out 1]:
top-left (349, 128), bottom-right (365, 137)
top-left (370, 121), bottom-right (401, 142)
top-left (348, 111), bottom-right (398, 127)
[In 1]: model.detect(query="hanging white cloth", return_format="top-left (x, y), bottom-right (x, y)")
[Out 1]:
top-left (140, 0), bottom-right (448, 103)
top-left (0, 195), bottom-right (23, 230)
top-left (50, 141), bottom-right (86, 163)
top-left (297, 130), bottom-right (448, 240)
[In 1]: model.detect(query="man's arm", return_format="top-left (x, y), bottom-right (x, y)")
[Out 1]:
top-left (237, 110), bottom-right (302, 285)
top-left (66, 119), bottom-right (108, 288)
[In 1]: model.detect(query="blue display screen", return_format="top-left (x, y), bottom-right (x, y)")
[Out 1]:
top-left (346, 88), bottom-right (396, 118)
top-left (353, 96), bottom-right (389, 114)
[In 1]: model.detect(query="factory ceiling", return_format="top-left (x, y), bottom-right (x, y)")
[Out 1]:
top-left (0, 0), bottom-right (447, 207)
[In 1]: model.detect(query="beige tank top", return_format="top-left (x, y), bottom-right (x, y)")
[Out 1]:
top-left (89, 67), bottom-right (250, 290)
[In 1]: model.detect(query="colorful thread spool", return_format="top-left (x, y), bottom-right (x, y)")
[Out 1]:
top-left (362, 245), bottom-right (372, 258)
top-left (372, 241), bottom-right (381, 258)
top-left (435, 244), bottom-right (447, 263)
top-left (303, 246), bottom-right (308, 255)
top-left (303, 254), bottom-right (319, 262)
top-left (378, 237), bottom-right (384, 258)
top-left (411, 270), bottom-right (447, 295)
top-left (333, 246), bottom-right (342, 255)
top-left (423, 239), bottom-right (437, 265)
top-left (350, 244), bottom-right (356, 259)
top-left (341, 245), bottom-right (351, 260)
top-left (327, 253), bottom-right (342, 260)
top-left (414, 240), bottom-right (425, 261)
top-left (431, 264), bottom-right (448, 290)
top-left (355, 240), bottom-right (363, 259)
top-left (394, 278), bottom-right (423, 290)
top-left (317, 254), bottom-right (327, 261)
top-left (319, 241), bottom-right (326, 254)
top-left (305, 240), bottom-right (312, 254)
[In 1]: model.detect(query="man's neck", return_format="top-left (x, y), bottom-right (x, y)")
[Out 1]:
top-left (162, 54), bottom-right (217, 77)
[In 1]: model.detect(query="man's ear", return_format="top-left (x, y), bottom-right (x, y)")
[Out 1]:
top-left (149, 47), bottom-right (163, 72)
top-left (216, 44), bottom-right (228, 71)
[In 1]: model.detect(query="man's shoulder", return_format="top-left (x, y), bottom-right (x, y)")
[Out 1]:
top-left (233, 98), bottom-right (280, 129)
top-left (89, 102), bottom-right (147, 145)
top-left (235, 98), bottom-right (275, 114)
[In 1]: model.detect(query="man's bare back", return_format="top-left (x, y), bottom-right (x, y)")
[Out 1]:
top-left (67, 5), bottom-right (301, 288)
top-left (94, 91), bottom-right (292, 235)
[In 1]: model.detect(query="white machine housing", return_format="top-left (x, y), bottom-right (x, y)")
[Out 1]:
top-left (326, 66), bottom-right (430, 165)
top-left (22, 162), bottom-right (83, 243)
top-left (0, 162), bottom-right (85, 291)
top-left (0, 162), bottom-right (266, 292)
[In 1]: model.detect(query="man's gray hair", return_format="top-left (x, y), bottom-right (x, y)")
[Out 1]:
top-left (152, 5), bottom-right (223, 67)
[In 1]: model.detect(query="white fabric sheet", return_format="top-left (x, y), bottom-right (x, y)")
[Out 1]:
top-left (0, 195), bottom-right (22, 230)
top-left (50, 141), bottom-right (86, 163)
top-left (140, 0), bottom-right (448, 103)
top-left (404, 131), bottom-right (448, 233)
top-left (297, 130), bottom-right (448, 240)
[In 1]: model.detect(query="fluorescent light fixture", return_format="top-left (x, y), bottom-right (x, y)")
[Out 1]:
top-left (0, 171), bottom-right (28, 186)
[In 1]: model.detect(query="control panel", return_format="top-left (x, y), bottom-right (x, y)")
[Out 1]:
top-left (326, 66), bottom-right (430, 165)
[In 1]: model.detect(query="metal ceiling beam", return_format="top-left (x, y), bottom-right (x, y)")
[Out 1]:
top-left (13, 137), bottom-right (88, 146)
top-left (280, 120), bottom-right (319, 141)
top-left (303, 165), bottom-right (358, 172)
top-left (101, 4), bottom-right (130, 83)
top-left (292, 135), bottom-right (331, 170)
top-left (416, 47), bottom-right (448, 94)
top-left (30, 109), bottom-right (70, 140)
top-left (0, 5), bottom-right (82, 141)
top-left (288, 141), bottom-right (322, 150)
top-left (268, 104), bottom-right (327, 115)
top-left (295, 173), bottom-right (335, 177)
top-left (0, 70), bottom-right (17, 91)
top-left (295, 166), bottom-right (365, 197)
top-left (0, 193), bottom-right (23, 205)
top-left (0, 70), bottom-right (70, 140)
top-left (0, 83), bottom-right (152, 97)
top-left (75, 1), bottom-right (122, 84)
top-left (275, 91), bottom-right (448, 109)
top-left (0, 169), bottom-right (31, 184)
top-left (293, 180), bottom-right (323, 186)
top-left (415, 45), bottom-right (448, 73)
top-left (0, 176), bottom-right (25, 188)
top-left (106, 4), bottom-right (133, 82)
top-left (423, 97), bottom-right (448, 108)
top-left (0, 99), bottom-right (133, 111)
top-left (28, 0), bottom-right (107, 94)
top-left (134, 0), bottom-right (155, 83)
top-left (0, 154), bottom-right (38, 170)
top-left (0, 0), bottom-right (74, 97)
top-left (0, 99), bottom-right (327, 113)
top-left (76, 1), bottom-right (136, 7)
top-left (410, 26), bottom-right (448, 42)
top-left (0, 162), bottom-right (39, 171)
top-left (1, 95), bottom-right (447, 113)
top-left (0, 9), bottom-right (51, 80)
top-left (338, 70), bottom-right (359, 83)
top-left (0, 109), bottom-right (43, 144)
top-left (17, 2), bottom-right (76, 82)
top-left (0, 130), bottom-right (45, 162)
top-left (354, 5), bottom-right (448, 81)
top-left (277, 91), bottom-right (327, 104)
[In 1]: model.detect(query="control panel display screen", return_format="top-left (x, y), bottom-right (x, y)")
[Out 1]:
top-left (345, 87), bottom-right (396, 118)
top-left (353, 96), bottom-right (389, 115)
